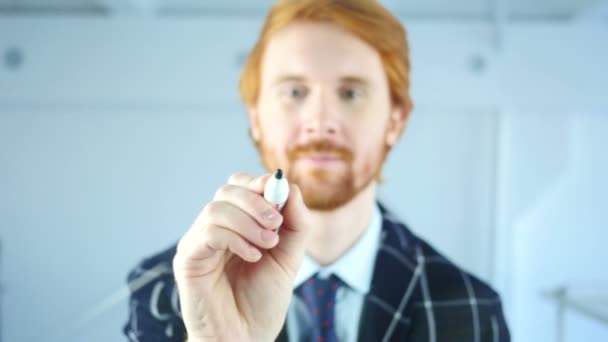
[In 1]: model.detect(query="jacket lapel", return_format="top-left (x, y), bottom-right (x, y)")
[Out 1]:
top-left (275, 323), bottom-right (289, 342)
top-left (276, 203), bottom-right (421, 342)
top-left (356, 203), bottom-right (422, 342)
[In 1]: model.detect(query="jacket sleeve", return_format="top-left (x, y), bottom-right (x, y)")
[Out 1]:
top-left (123, 261), bottom-right (186, 342)
top-left (481, 301), bottom-right (511, 342)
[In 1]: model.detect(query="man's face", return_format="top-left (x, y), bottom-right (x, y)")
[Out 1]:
top-left (249, 21), bottom-right (407, 210)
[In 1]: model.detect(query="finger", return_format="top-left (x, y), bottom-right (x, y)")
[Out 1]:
top-left (227, 172), bottom-right (272, 195)
top-left (203, 200), bottom-right (280, 250)
top-left (207, 225), bottom-right (262, 263)
top-left (213, 184), bottom-right (283, 231)
top-left (174, 224), bottom-right (262, 278)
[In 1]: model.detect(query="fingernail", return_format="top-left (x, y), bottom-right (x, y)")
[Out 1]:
top-left (262, 209), bottom-right (275, 221)
top-left (250, 247), bottom-right (262, 260)
top-left (261, 229), bottom-right (277, 242)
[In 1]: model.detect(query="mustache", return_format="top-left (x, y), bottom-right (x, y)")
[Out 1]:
top-left (287, 140), bottom-right (353, 162)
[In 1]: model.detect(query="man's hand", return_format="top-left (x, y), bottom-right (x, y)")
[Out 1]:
top-left (173, 172), bottom-right (310, 341)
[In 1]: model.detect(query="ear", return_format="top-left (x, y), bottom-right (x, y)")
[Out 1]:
top-left (385, 104), bottom-right (411, 147)
top-left (247, 106), bottom-right (261, 142)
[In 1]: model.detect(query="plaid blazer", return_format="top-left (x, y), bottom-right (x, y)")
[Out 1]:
top-left (124, 203), bottom-right (510, 342)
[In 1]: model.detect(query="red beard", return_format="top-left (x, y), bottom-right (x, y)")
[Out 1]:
top-left (258, 139), bottom-right (384, 211)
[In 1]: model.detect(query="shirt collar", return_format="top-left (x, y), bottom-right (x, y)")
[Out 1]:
top-left (293, 204), bottom-right (383, 294)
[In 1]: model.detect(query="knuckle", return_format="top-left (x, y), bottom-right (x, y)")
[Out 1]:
top-left (202, 201), bottom-right (222, 218)
top-left (213, 184), bottom-right (235, 200)
top-left (199, 227), bottom-right (225, 255)
top-left (227, 172), bottom-right (248, 184)
top-left (272, 215), bottom-right (284, 229)
top-left (201, 232), bottom-right (217, 249)
top-left (205, 228), bottom-right (230, 251)
top-left (172, 252), bottom-right (183, 270)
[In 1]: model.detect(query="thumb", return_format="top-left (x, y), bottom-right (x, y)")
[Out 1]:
top-left (282, 184), bottom-right (308, 233)
top-left (273, 184), bottom-right (310, 273)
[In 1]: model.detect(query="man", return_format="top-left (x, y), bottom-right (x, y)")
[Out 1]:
top-left (124, 0), bottom-right (510, 341)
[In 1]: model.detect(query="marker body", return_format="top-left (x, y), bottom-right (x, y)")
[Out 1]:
top-left (264, 169), bottom-right (289, 212)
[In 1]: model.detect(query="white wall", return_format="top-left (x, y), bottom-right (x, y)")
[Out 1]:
top-left (503, 113), bottom-right (608, 342)
top-left (0, 107), bottom-right (263, 342)
top-left (0, 17), bottom-right (607, 342)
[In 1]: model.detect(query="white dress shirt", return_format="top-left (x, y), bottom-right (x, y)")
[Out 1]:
top-left (286, 204), bottom-right (383, 342)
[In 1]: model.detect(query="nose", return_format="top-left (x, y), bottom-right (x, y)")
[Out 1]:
top-left (301, 91), bottom-right (338, 140)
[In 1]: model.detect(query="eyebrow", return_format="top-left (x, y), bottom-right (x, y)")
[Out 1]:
top-left (272, 75), bottom-right (370, 87)
top-left (339, 76), bottom-right (370, 87)
top-left (272, 75), bottom-right (307, 86)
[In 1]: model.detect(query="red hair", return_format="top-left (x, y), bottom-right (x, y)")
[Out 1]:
top-left (239, 0), bottom-right (413, 113)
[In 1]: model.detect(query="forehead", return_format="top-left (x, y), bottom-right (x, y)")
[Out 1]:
top-left (261, 21), bottom-right (386, 85)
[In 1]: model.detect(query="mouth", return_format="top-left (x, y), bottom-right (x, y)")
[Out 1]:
top-left (297, 154), bottom-right (345, 167)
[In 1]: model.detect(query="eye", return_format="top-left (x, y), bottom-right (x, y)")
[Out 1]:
top-left (289, 87), bottom-right (306, 99)
top-left (339, 87), bottom-right (362, 102)
top-left (280, 84), bottom-right (308, 100)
